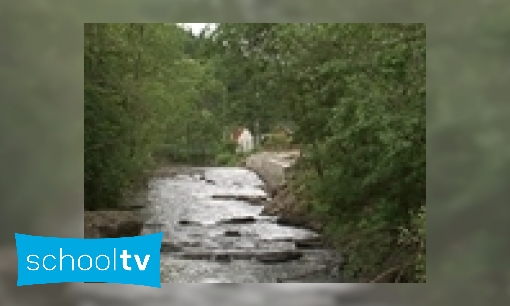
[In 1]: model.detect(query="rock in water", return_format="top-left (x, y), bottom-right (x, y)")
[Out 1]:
top-left (294, 237), bottom-right (324, 249)
top-left (218, 216), bottom-right (257, 225)
top-left (224, 230), bottom-right (242, 237)
top-left (178, 220), bottom-right (201, 226)
top-left (256, 251), bottom-right (303, 263)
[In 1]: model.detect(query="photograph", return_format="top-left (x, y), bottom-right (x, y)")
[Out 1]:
top-left (84, 22), bottom-right (426, 284)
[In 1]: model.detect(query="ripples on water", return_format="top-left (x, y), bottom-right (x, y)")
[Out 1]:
top-left (142, 167), bottom-right (341, 283)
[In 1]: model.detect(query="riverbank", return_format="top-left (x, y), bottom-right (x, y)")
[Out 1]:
top-left (246, 150), bottom-right (426, 283)
top-left (83, 188), bottom-right (150, 238)
top-left (84, 210), bottom-right (144, 238)
top-left (84, 155), bottom-right (324, 240)
top-left (244, 151), bottom-right (346, 282)
top-left (245, 151), bottom-right (325, 233)
top-left (84, 163), bottom-right (342, 282)
top-left (83, 165), bottom-right (201, 238)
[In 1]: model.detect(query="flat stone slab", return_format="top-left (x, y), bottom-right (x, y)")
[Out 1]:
top-left (161, 242), bottom-right (183, 253)
top-left (178, 220), bottom-right (202, 226)
top-left (256, 250), bottom-right (303, 263)
top-left (224, 230), bottom-right (242, 237)
top-left (170, 249), bottom-right (304, 264)
top-left (217, 216), bottom-right (257, 225)
top-left (294, 237), bottom-right (325, 249)
top-left (211, 194), bottom-right (268, 205)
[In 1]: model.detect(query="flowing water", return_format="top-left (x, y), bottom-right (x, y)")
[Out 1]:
top-left (141, 167), bottom-right (342, 283)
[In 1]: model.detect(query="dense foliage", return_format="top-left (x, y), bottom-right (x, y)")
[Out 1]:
top-left (209, 23), bottom-right (426, 282)
top-left (85, 23), bottom-right (425, 282)
top-left (85, 23), bottom-right (224, 210)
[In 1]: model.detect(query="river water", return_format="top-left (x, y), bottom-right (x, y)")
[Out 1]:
top-left (141, 166), bottom-right (342, 283)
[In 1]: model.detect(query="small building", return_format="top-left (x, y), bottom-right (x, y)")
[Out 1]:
top-left (231, 127), bottom-right (254, 153)
top-left (231, 127), bottom-right (244, 143)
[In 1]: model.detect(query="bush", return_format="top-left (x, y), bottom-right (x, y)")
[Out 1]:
top-left (221, 140), bottom-right (238, 154)
top-left (215, 151), bottom-right (247, 166)
top-left (214, 152), bottom-right (236, 166)
top-left (262, 133), bottom-right (291, 150)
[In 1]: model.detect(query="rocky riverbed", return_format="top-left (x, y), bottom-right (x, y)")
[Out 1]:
top-left (145, 166), bottom-right (342, 283)
top-left (84, 164), bottom-right (342, 283)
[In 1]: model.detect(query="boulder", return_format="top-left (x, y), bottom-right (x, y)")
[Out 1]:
top-left (84, 210), bottom-right (143, 238)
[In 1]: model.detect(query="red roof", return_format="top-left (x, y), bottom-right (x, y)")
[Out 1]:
top-left (231, 128), bottom-right (244, 142)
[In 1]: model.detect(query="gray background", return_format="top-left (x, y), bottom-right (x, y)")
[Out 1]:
top-left (0, 0), bottom-right (508, 305)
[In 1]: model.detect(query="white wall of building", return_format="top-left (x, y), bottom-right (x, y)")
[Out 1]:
top-left (237, 128), bottom-right (254, 153)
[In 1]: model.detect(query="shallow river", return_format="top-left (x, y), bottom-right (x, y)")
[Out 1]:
top-left (141, 167), bottom-right (342, 283)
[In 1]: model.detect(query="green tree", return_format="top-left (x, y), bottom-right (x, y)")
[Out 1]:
top-left (85, 23), bottom-right (225, 209)
top-left (207, 23), bottom-right (426, 282)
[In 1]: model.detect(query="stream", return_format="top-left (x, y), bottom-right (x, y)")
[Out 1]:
top-left (141, 167), bottom-right (342, 283)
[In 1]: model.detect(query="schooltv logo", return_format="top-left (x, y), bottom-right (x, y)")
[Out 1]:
top-left (15, 232), bottom-right (163, 287)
